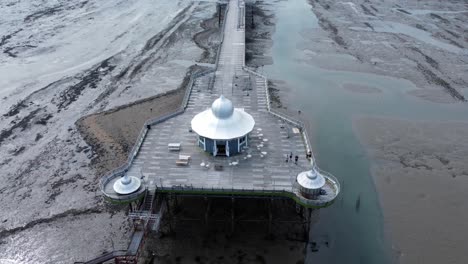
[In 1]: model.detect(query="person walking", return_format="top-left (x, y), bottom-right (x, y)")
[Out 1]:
top-left (294, 155), bottom-right (298, 165)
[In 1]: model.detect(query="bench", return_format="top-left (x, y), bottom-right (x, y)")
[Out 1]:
top-left (176, 160), bottom-right (189, 166)
top-left (178, 154), bottom-right (191, 161)
top-left (168, 143), bottom-right (181, 151)
top-left (176, 154), bottom-right (191, 166)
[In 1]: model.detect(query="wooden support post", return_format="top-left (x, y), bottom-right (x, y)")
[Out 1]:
top-left (295, 203), bottom-right (303, 217)
top-left (305, 208), bottom-right (312, 243)
top-left (204, 196), bottom-right (211, 226)
top-left (231, 197), bottom-right (235, 234)
top-left (164, 195), bottom-right (174, 234)
top-left (165, 195), bottom-right (170, 213)
top-left (268, 198), bottom-right (273, 235)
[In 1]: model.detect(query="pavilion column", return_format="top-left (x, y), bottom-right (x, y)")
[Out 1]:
top-left (213, 140), bottom-right (217, 156)
top-left (226, 140), bottom-right (230, 156)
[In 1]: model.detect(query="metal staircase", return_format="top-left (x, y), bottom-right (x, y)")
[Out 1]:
top-left (129, 189), bottom-right (161, 230)
top-left (78, 189), bottom-right (161, 264)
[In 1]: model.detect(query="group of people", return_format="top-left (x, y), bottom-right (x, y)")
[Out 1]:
top-left (286, 152), bottom-right (299, 164)
top-left (285, 150), bottom-right (313, 165)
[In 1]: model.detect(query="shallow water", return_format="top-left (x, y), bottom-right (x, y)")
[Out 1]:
top-left (263, 0), bottom-right (468, 263)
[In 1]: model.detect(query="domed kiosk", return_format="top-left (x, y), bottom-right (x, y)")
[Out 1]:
top-left (113, 174), bottom-right (141, 195)
top-left (295, 160), bottom-right (340, 206)
top-left (296, 161), bottom-right (327, 199)
top-left (191, 95), bottom-right (255, 156)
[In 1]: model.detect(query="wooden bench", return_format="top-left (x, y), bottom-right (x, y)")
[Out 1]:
top-left (176, 159), bottom-right (189, 166)
top-left (176, 154), bottom-right (191, 166)
top-left (168, 143), bottom-right (181, 151)
top-left (178, 154), bottom-right (191, 161)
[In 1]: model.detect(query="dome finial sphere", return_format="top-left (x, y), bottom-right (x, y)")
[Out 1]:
top-left (211, 95), bottom-right (234, 119)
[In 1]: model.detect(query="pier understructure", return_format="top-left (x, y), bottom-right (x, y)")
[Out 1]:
top-left (81, 0), bottom-right (340, 263)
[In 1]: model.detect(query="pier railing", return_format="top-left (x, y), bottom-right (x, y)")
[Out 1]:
top-left (317, 168), bottom-right (341, 196)
top-left (100, 3), bottom-right (230, 199)
top-left (237, 0), bottom-right (245, 30)
top-left (242, 66), bottom-right (313, 156)
top-left (154, 181), bottom-right (338, 208)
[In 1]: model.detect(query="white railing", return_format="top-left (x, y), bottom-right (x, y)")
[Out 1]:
top-left (237, 0), bottom-right (245, 30)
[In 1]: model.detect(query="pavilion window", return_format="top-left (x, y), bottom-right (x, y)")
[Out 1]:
top-left (239, 136), bottom-right (246, 144)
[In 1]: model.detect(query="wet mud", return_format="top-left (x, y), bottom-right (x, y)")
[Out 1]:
top-left (245, 1), bottom-right (274, 68)
top-left (354, 117), bottom-right (468, 264)
top-left (307, 0), bottom-right (468, 102)
top-left (0, 1), bottom-right (221, 262)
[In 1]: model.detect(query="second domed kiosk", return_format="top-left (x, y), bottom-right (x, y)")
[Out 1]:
top-left (296, 161), bottom-right (326, 199)
top-left (191, 95), bottom-right (255, 156)
top-left (113, 174), bottom-right (142, 195)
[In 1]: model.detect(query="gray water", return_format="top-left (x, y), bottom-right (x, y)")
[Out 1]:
top-left (263, 0), bottom-right (468, 263)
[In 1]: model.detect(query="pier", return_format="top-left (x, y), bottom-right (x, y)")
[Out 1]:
top-left (83, 0), bottom-right (340, 263)
top-left (102, 0), bottom-right (339, 207)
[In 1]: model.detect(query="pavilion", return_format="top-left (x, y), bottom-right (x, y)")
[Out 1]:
top-left (191, 95), bottom-right (255, 156)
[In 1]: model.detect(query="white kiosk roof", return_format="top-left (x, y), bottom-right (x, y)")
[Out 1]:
top-left (113, 175), bottom-right (141, 195)
top-left (297, 166), bottom-right (326, 190)
top-left (191, 96), bottom-right (255, 140)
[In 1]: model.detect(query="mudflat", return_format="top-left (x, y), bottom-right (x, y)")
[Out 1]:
top-left (77, 84), bottom-right (186, 176)
top-left (354, 116), bottom-right (468, 264)
top-left (0, 0), bottom-right (218, 261)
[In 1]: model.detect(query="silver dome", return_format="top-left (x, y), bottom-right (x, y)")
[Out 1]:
top-left (113, 175), bottom-right (141, 195)
top-left (192, 95), bottom-right (255, 140)
top-left (297, 167), bottom-right (326, 190)
top-left (211, 95), bottom-right (234, 119)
